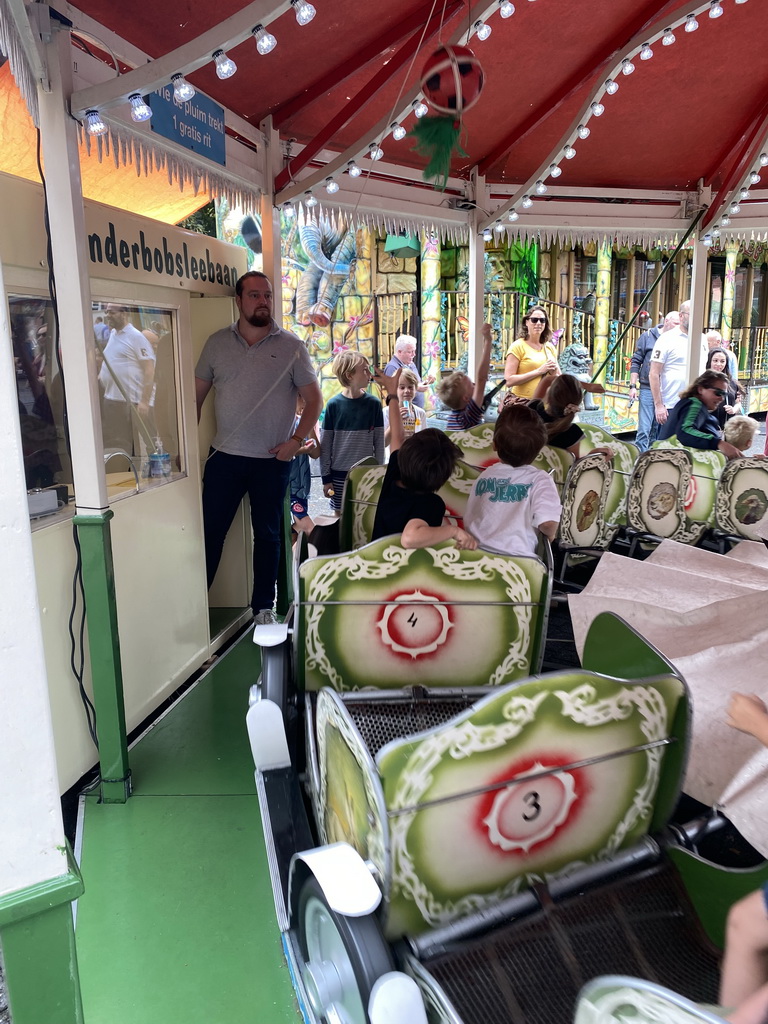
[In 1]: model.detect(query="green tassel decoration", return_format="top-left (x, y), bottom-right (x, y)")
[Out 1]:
top-left (408, 116), bottom-right (467, 190)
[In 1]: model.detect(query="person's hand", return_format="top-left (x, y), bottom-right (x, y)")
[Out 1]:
top-left (654, 404), bottom-right (668, 425)
top-left (270, 437), bottom-right (302, 461)
top-left (453, 526), bottom-right (478, 550)
top-left (137, 400), bottom-right (149, 416)
top-left (718, 440), bottom-right (743, 460)
top-left (423, 373), bottom-right (436, 386)
top-left (373, 366), bottom-right (401, 397)
top-left (590, 446), bottom-right (614, 461)
top-left (542, 358), bottom-right (559, 374)
top-left (481, 323), bottom-right (493, 342)
top-left (724, 405), bottom-right (735, 415)
top-left (727, 693), bottom-right (768, 737)
top-left (322, 482), bottom-right (335, 497)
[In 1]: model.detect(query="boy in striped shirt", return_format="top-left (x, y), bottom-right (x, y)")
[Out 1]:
top-left (320, 350), bottom-right (385, 513)
top-left (437, 323), bottom-right (493, 430)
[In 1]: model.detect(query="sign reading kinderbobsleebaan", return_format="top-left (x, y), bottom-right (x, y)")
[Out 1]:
top-left (148, 87), bottom-right (226, 166)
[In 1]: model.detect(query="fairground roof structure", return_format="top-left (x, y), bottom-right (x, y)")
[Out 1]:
top-left (3, 0), bottom-right (768, 247)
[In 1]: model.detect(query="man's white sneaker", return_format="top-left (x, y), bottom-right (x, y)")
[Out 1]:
top-left (253, 608), bottom-right (278, 626)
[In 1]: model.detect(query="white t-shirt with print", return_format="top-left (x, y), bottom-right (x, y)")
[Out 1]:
top-left (465, 463), bottom-right (562, 557)
top-left (650, 327), bottom-right (689, 408)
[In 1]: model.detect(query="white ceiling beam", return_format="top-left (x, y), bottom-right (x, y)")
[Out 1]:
top-left (70, 0), bottom-right (290, 118)
top-left (6, 0), bottom-right (49, 88)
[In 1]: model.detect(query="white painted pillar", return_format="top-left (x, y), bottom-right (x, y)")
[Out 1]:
top-left (688, 234), bottom-right (709, 378)
top-left (37, 24), bottom-right (108, 511)
top-left (260, 116), bottom-right (283, 322)
top-left (467, 173), bottom-right (487, 379)
top-left (0, 253), bottom-right (68, 898)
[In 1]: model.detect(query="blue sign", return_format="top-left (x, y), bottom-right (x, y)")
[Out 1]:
top-left (148, 86), bottom-right (226, 166)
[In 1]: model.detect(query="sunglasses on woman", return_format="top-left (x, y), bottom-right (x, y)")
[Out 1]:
top-left (528, 316), bottom-right (547, 323)
top-left (706, 387), bottom-right (726, 397)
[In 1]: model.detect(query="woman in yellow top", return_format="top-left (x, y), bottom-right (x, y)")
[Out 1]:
top-left (504, 306), bottom-right (560, 399)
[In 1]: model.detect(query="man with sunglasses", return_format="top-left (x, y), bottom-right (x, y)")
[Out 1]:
top-left (657, 368), bottom-right (743, 459)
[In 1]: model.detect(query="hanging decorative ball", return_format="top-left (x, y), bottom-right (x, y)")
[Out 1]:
top-left (411, 44), bottom-right (484, 190)
top-left (419, 44), bottom-right (484, 115)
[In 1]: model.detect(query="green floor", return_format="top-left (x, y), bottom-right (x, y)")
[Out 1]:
top-left (75, 628), bottom-right (302, 1024)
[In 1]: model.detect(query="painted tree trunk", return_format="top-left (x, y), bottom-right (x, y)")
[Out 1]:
top-left (594, 238), bottom-right (612, 383)
top-left (721, 243), bottom-right (739, 343)
top-left (420, 233), bottom-right (441, 413)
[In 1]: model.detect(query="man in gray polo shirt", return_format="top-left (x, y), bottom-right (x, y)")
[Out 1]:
top-left (195, 271), bottom-right (322, 622)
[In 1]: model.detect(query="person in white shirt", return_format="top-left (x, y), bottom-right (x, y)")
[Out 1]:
top-left (465, 402), bottom-right (561, 557)
top-left (649, 299), bottom-right (690, 426)
top-left (98, 304), bottom-right (156, 453)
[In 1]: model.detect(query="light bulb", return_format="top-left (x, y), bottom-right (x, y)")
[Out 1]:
top-left (283, 201), bottom-right (295, 218)
top-left (711, 225), bottom-right (721, 237)
top-left (508, 209), bottom-right (519, 221)
top-left (413, 99), bottom-right (428, 118)
top-left (761, 153), bottom-right (768, 167)
top-left (291, 0), bottom-right (316, 25)
top-left (549, 163), bottom-right (562, 177)
top-left (604, 78), bottom-right (619, 94)
top-left (253, 25), bottom-right (277, 54)
top-left (325, 177), bottom-right (339, 194)
top-left (730, 203), bottom-right (741, 214)
top-left (304, 191), bottom-right (318, 208)
top-left (590, 101), bottom-right (604, 116)
top-left (621, 58), bottom-right (635, 75)
top-left (474, 20), bottom-right (492, 40)
top-left (721, 215), bottom-right (731, 226)
top-left (368, 143), bottom-right (384, 161)
top-left (494, 220), bottom-right (505, 234)
top-left (213, 50), bottom-right (237, 79)
top-left (391, 122), bottom-right (407, 141)
top-left (740, 188), bottom-right (751, 201)
top-left (564, 145), bottom-right (577, 159)
top-left (483, 228), bottom-right (492, 241)
top-left (535, 180), bottom-right (547, 194)
top-left (85, 109), bottom-right (107, 136)
top-left (751, 171), bottom-right (761, 184)
top-left (577, 124), bottom-right (590, 139)
top-left (702, 233), bottom-right (713, 246)
top-left (685, 14), bottom-right (699, 32)
top-left (521, 195), bottom-right (533, 208)
top-left (129, 93), bottom-right (152, 122)
top-left (709, 1), bottom-right (724, 17)
top-left (662, 28), bottom-right (676, 45)
top-left (499, 0), bottom-right (515, 16)
top-left (347, 160), bottom-right (362, 177)
top-left (735, 0), bottom-right (749, 4)
top-left (172, 74), bottom-right (195, 102)
top-left (639, 43), bottom-right (653, 60)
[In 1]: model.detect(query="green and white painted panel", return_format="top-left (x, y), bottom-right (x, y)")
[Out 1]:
top-left (653, 437), bottom-right (725, 526)
top-left (628, 448), bottom-right (706, 543)
top-left (715, 457), bottom-right (768, 540)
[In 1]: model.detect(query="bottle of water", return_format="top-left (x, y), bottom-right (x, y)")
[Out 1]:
top-left (149, 437), bottom-right (172, 478)
top-left (401, 399), bottom-right (416, 435)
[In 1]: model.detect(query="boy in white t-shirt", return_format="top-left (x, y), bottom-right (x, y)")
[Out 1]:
top-left (464, 403), bottom-right (561, 556)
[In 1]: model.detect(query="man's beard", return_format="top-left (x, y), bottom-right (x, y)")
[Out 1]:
top-left (244, 309), bottom-right (271, 327)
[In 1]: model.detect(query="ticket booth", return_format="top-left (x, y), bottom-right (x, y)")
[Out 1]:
top-left (1, 171), bottom-right (249, 791)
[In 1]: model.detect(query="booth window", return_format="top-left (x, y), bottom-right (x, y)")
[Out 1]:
top-left (94, 303), bottom-right (184, 498)
top-left (10, 295), bottom-right (73, 524)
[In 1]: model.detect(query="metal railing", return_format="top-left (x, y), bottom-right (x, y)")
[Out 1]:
top-left (731, 325), bottom-right (768, 383)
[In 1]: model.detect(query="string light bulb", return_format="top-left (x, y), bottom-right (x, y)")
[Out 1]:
top-left (412, 99), bottom-right (428, 118)
top-left (325, 177), bottom-right (339, 194)
top-left (282, 201), bottom-right (296, 218)
top-left (750, 171), bottom-right (761, 185)
top-left (494, 220), bottom-right (505, 234)
top-left (604, 78), bottom-right (619, 95)
top-left (591, 101), bottom-right (604, 116)
top-left (702, 233), bottom-right (713, 246)
top-left (720, 215), bottom-right (731, 226)
top-left (85, 109), bottom-right (107, 136)
top-left (709, 1), bottom-right (724, 17)
top-left (213, 50), bottom-right (237, 79)
top-left (639, 43), bottom-right (653, 60)
top-left (304, 191), bottom-right (318, 208)
top-left (662, 28), bottom-right (676, 45)
top-left (564, 145), bottom-right (577, 159)
top-left (685, 14), bottom-right (699, 31)
top-left (711, 225), bottom-right (721, 237)
top-left (621, 58), bottom-right (635, 75)
top-left (735, 0), bottom-right (749, 4)
top-left (390, 122), bottom-right (407, 141)
top-left (549, 163), bottom-right (562, 177)
top-left (521, 195), bottom-right (533, 208)
top-left (171, 74), bottom-right (195, 101)
top-left (508, 209), bottom-right (519, 221)
top-left (474, 20), bottom-right (492, 40)
top-left (252, 25), bottom-right (277, 54)
top-left (347, 160), bottom-right (362, 176)
top-left (535, 180), bottom-right (547, 194)
top-left (740, 188), bottom-right (751, 201)
top-left (129, 93), bottom-right (152, 122)
top-left (291, 0), bottom-right (316, 25)
top-left (761, 153), bottom-right (768, 167)
top-left (499, 0), bottom-right (515, 16)
top-left (577, 124), bottom-right (590, 139)
top-left (730, 203), bottom-right (741, 214)
top-left (483, 228), bottom-right (493, 241)
top-left (368, 143), bottom-right (384, 161)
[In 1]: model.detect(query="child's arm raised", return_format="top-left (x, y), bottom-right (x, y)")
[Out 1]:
top-left (472, 323), bottom-right (493, 408)
top-left (374, 367), bottom-right (404, 452)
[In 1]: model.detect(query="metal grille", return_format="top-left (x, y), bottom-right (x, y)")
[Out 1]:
top-left (346, 696), bottom-right (477, 757)
top-left (424, 861), bottom-right (720, 1024)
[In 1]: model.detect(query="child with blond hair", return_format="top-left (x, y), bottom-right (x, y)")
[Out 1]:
top-left (437, 323), bottom-right (493, 430)
top-left (383, 366), bottom-right (427, 447)
top-left (320, 350), bottom-right (384, 513)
